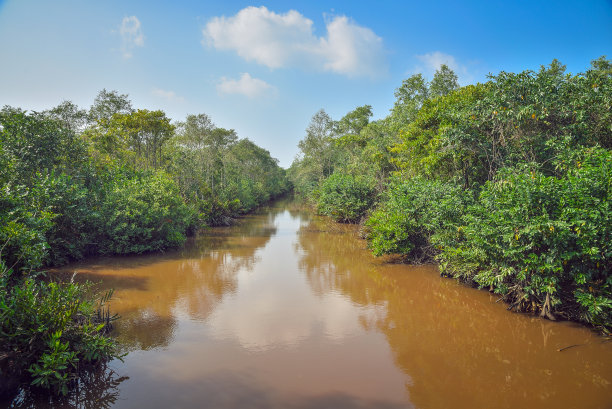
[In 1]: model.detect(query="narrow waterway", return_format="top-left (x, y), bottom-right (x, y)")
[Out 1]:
top-left (14, 199), bottom-right (612, 408)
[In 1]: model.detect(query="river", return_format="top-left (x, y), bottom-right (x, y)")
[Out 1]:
top-left (10, 199), bottom-right (612, 408)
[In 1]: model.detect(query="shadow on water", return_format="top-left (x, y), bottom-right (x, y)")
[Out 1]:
top-left (86, 370), bottom-right (410, 409)
top-left (2, 364), bottom-right (128, 409)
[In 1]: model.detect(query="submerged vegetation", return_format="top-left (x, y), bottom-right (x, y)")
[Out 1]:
top-left (0, 92), bottom-right (289, 396)
top-left (289, 57), bottom-right (611, 332)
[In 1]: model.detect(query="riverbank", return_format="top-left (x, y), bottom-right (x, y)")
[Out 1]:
top-left (288, 58), bottom-right (611, 333)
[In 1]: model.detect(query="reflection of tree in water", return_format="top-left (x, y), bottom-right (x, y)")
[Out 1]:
top-left (296, 217), bottom-right (377, 305)
top-left (285, 199), bottom-right (311, 220)
top-left (114, 312), bottom-right (176, 352)
top-left (4, 364), bottom-right (128, 409)
top-left (52, 203), bottom-right (280, 353)
top-left (296, 217), bottom-right (612, 409)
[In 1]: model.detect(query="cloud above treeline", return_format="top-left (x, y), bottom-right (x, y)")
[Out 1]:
top-left (152, 88), bottom-right (185, 103)
top-left (217, 73), bottom-right (277, 98)
top-left (120, 16), bottom-right (144, 58)
top-left (414, 51), bottom-right (471, 84)
top-left (202, 6), bottom-right (387, 78)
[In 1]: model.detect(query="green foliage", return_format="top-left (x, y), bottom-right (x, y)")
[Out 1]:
top-left (29, 173), bottom-right (93, 266)
top-left (366, 177), bottom-right (472, 260)
top-left (389, 73), bottom-right (429, 133)
top-left (0, 107), bottom-right (89, 186)
top-left (28, 331), bottom-right (79, 395)
top-left (86, 109), bottom-right (174, 170)
top-left (99, 170), bottom-right (194, 254)
top-left (44, 100), bottom-right (88, 134)
top-left (0, 266), bottom-right (120, 395)
top-left (292, 109), bottom-right (336, 196)
top-left (88, 89), bottom-right (133, 124)
top-left (317, 173), bottom-right (376, 223)
top-left (169, 115), bottom-right (289, 225)
top-left (1, 93), bottom-right (288, 263)
top-left (0, 185), bottom-right (53, 274)
top-left (429, 64), bottom-right (459, 97)
top-left (335, 105), bottom-right (373, 137)
top-left (439, 147), bottom-right (611, 328)
top-left (392, 83), bottom-right (487, 184)
top-left (392, 57), bottom-right (612, 187)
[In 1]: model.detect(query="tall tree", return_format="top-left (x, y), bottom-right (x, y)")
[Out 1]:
top-left (389, 74), bottom-right (429, 133)
top-left (297, 109), bottom-right (336, 185)
top-left (120, 110), bottom-right (174, 169)
top-left (45, 100), bottom-right (88, 134)
top-left (176, 113), bottom-right (215, 151)
top-left (89, 89), bottom-right (133, 124)
top-left (335, 105), bottom-right (373, 137)
top-left (429, 64), bottom-right (459, 97)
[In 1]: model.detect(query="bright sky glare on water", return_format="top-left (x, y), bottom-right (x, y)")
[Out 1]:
top-left (0, 0), bottom-right (610, 167)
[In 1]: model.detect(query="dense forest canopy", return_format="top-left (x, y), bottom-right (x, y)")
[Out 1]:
top-left (289, 57), bottom-right (611, 332)
top-left (1, 90), bottom-right (289, 265)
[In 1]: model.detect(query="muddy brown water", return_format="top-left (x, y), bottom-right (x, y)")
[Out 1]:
top-left (9, 199), bottom-right (612, 408)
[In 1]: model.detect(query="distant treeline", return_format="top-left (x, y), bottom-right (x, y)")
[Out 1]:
top-left (0, 92), bottom-right (289, 395)
top-left (289, 57), bottom-right (611, 332)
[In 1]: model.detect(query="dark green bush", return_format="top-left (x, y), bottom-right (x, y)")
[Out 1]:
top-left (439, 147), bottom-right (611, 329)
top-left (0, 185), bottom-right (53, 275)
top-left (99, 170), bottom-right (195, 254)
top-left (28, 173), bottom-right (94, 266)
top-left (317, 172), bottom-right (376, 223)
top-left (366, 176), bottom-right (472, 260)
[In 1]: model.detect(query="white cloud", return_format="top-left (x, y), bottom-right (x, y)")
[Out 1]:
top-left (318, 16), bottom-right (385, 78)
top-left (202, 6), bottom-right (386, 78)
top-left (152, 88), bottom-right (185, 103)
top-left (120, 16), bottom-right (144, 58)
top-left (217, 73), bottom-right (276, 98)
top-left (414, 51), bottom-right (471, 84)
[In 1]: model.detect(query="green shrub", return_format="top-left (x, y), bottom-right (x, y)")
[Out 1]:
top-left (317, 172), bottom-right (376, 223)
top-left (440, 147), bottom-right (611, 329)
top-left (366, 176), bottom-right (472, 260)
top-left (0, 185), bottom-right (53, 275)
top-left (99, 170), bottom-right (195, 254)
top-left (28, 172), bottom-right (94, 266)
top-left (0, 263), bottom-right (119, 395)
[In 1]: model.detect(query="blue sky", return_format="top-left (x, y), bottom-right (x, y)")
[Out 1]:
top-left (1, 0), bottom-right (610, 167)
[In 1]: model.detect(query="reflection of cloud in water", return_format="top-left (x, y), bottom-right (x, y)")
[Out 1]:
top-left (40, 199), bottom-right (612, 409)
top-left (34, 201), bottom-right (413, 408)
top-left (206, 229), bottom-right (384, 351)
top-left (208, 291), bottom-right (380, 351)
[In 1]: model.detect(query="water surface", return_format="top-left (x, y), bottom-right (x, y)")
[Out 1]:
top-left (14, 199), bottom-right (612, 408)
